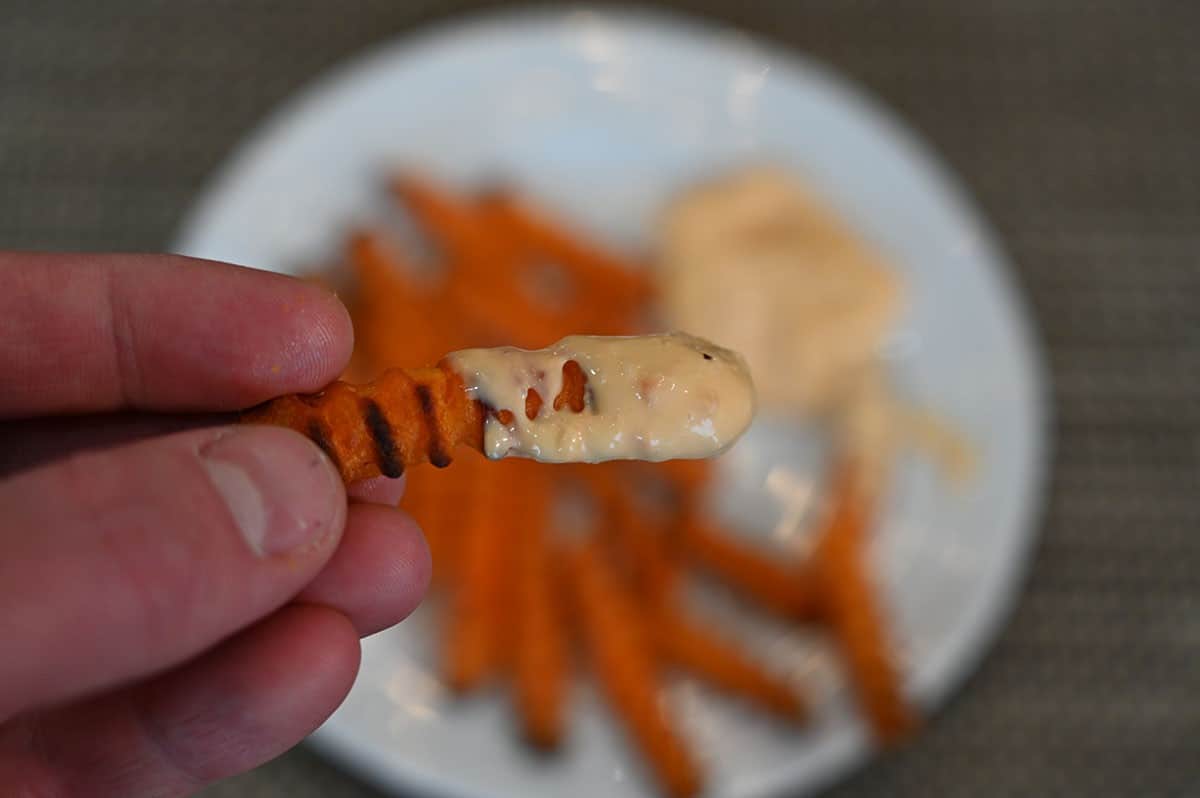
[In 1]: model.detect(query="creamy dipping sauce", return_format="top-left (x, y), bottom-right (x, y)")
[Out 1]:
top-left (657, 168), bottom-right (902, 415)
top-left (657, 168), bottom-right (973, 494)
top-left (445, 333), bottom-right (756, 463)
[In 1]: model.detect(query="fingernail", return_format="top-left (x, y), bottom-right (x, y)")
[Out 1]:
top-left (201, 427), bottom-right (345, 557)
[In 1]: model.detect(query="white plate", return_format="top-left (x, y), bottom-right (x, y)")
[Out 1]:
top-left (174, 8), bottom-right (1049, 798)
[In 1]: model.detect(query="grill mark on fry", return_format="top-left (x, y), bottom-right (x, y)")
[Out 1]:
top-left (306, 419), bottom-right (341, 473)
top-left (362, 398), bottom-right (404, 478)
top-left (417, 384), bottom-right (453, 467)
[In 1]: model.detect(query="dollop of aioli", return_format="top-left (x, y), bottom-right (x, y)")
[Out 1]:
top-left (445, 333), bottom-right (756, 463)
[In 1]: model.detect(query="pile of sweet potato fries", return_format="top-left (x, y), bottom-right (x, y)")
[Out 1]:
top-left (331, 174), bottom-right (914, 797)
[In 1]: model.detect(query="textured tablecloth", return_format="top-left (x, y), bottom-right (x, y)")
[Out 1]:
top-left (2, 1), bottom-right (1196, 796)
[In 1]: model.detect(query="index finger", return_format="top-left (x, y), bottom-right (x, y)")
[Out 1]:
top-left (0, 252), bottom-right (352, 417)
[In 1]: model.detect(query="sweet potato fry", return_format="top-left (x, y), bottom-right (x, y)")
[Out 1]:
top-left (403, 457), bottom-right (485, 588)
top-left (655, 610), bottom-right (806, 720)
top-left (812, 462), bottom-right (916, 745)
top-left (566, 538), bottom-right (701, 798)
top-left (242, 364), bottom-right (485, 482)
top-left (389, 174), bottom-right (489, 270)
top-left (586, 464), bottom-right (685, 609)
top-left (441, 464), bottom-right (515, 691)
top-left (478, 190), bottom-right (655, 307)
top-left (385, 176), bottom-right (552, 348)
top-left (599, 469), bottom-right (807, 720)
top-left (512, 465), bottom-right (569, 749)
top-left (680, 514), bottom-right (817, 620)
top-left (242, 347), bottom-right (599, 483)
top-left (348, 230), bottom-right (455, 371)
top-left (394, 173), bottom-right (644, 345)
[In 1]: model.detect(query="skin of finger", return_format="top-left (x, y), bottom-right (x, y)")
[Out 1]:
top-left (0, 426), bottom-right (346, 721)
top-left (346, 474), bottom-right (407, 505)
top-left (0, 252), bottom-right (353, 417)
top-left (0, 412), bottom-right (228, 479)
top-left (298, 503), bottom-right (432, 636)
top-left (0, 605), bottom-right (360, 798)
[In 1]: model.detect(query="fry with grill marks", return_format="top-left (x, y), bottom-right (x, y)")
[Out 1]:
top-left (242, 363), bottom-right (486, 482)
top-left (812, 462), bottom-right (916, 745)
top-left (242, 355), bottom-right (593, 482)
top-left (566, 537), bottom-right (702, 798)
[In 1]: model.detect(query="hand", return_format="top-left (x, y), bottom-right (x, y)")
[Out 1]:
top-left (0, 253), bottom-right (431, 796)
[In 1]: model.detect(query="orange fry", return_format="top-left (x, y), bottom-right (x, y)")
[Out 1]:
top-left (348, 230), bottom-right (458, 371)
top-left (599, 471), bottom-right (807, 720)
top-left (389, 173), bottom-right (489, 269)
top-left (566, 538), bottom-right (702, 798)
top-left (403, 457), bottom-right (484, 588)
top-left (813, 462), bottom-right (916, 744)
top-left (478, 190), bottom-right (655, 307)
top-left (243, 353), bottom-right (593, 484)
top-left (394, 173), bottom-right (641, 345)
top-left (242, 364), bottom-right (484, 482)
top-left (681, 515), bottom-right (817, 620)
top-left (655, 610), bottom-right (806, 720)
top-left (512, 466), bottom-right (569, 748)
top-left (585, 465), bottom-right (675, 599)
top-left (441, 465), bottom-right (513, 691)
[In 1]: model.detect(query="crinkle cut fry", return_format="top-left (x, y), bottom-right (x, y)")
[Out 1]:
top-left (512, 464), bottom-right (569, 749)
top-left (566, 537), bottom-right (702, 798)
top-left (242, 364), bottom-right (484, 483)
top-left (243, 353), bottom-right (592, 484)
top-left (813, 461), bottom-right (916, 745)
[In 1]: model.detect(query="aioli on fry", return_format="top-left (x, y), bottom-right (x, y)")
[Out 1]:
top-left (446, 332), bottom-right (756, 463)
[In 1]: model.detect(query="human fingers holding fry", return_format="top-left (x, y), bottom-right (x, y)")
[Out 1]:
top-left (0, 253), bottom-right (431, 797)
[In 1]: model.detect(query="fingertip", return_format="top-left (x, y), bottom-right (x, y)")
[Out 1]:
top-left (254, 275), bottom-right (355, 394)
top-left (300, 503), bottom-right (432, 636)
top-left (287, 604), bottom-right (362, 696)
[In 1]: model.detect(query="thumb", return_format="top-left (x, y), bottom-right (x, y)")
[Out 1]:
top-left (0, 425), bottom-right (347, 721)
